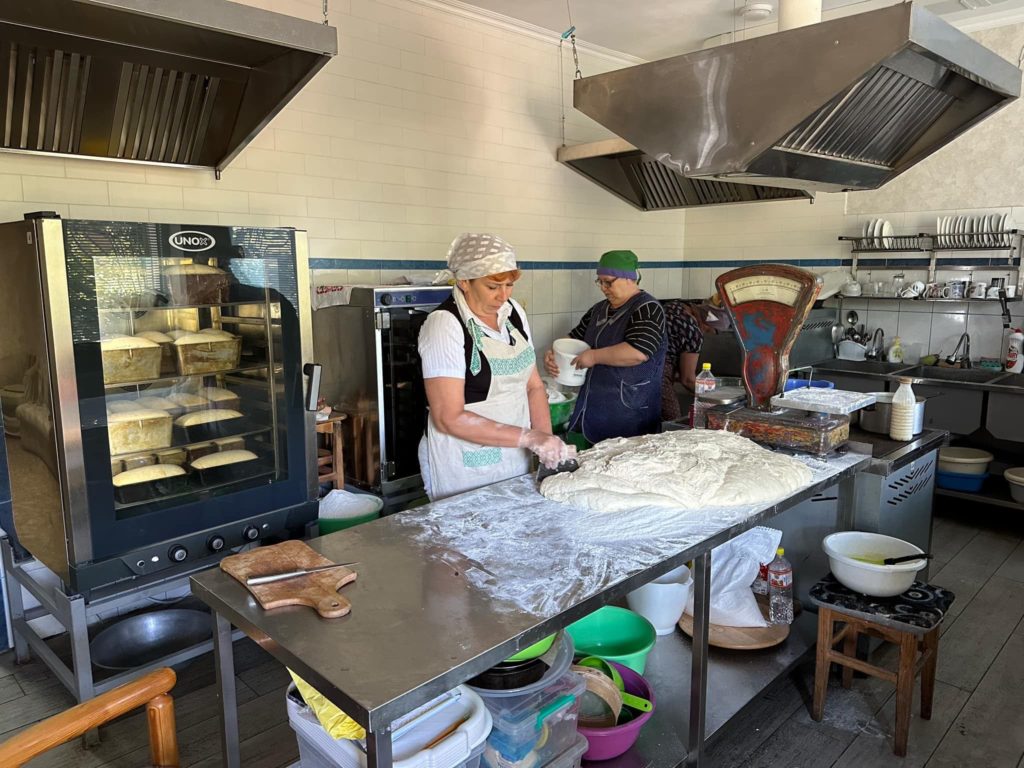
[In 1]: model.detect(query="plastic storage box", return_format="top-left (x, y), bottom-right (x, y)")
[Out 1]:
top-left (483, 733), bottom-right (588, 768)
top-left (476, 671), bottom-right (585, 767)
top-left (287, 684), bottom-right (492, 768)
top-left (935, 470), bottom-right (987, 492)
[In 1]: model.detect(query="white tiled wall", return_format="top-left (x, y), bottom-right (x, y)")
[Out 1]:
top-left (0, 0), bottom-right (685, 269)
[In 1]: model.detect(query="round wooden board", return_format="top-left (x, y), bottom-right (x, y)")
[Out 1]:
top-left (677, 597), bottom-right (790, 650)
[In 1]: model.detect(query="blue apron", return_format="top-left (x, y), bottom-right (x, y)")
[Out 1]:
top-left (567, 290), bottom-right (667, 444)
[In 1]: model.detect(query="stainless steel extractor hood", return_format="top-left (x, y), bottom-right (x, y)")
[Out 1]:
top-left (559, 2), bottom-right (1021, 203)
top-left (0, 0), bottom-right (337, 171)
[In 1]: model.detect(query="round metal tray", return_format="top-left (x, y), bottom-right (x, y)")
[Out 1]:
top-left (90, 608), bottom-right (212, 670)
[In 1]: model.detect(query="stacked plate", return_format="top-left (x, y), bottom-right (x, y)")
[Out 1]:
top-left (861, 218), bottom-right (894, 249)
top-left (936, 213), bottom-right (1015, 248)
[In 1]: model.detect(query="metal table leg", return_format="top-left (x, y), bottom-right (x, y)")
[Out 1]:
top-left (213, 611), bottom-right (241, 768)
top-left (366, 726), bottom-right (393, 768)
top-left (687, 551), bottom-right (711, 767)
top-left (1, 538), bottom-right (29, 663)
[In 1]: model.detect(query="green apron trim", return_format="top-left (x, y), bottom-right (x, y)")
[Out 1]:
top-left (489, 343), bottom-right (535, 376)
top-left (462, 446), bottom-right (503, 467)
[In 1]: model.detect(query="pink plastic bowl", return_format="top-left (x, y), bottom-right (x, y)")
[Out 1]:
top-left (577, 661), bottom-right (656, 761)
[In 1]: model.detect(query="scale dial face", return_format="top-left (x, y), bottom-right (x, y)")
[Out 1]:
top-left (722, 275), bottom-right (804, 307)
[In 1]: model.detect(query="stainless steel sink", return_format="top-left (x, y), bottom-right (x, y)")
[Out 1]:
top-left (814, 360), bottom-right (912, 375)
top-left (898, 366), bottom-right (1006, 384)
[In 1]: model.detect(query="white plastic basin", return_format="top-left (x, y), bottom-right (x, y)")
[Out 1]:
top-left (822, 532), bottom-right (927, 597)
top-left (938, 447), bottom-right (993, 476)
top-left (625, 564), bottom-right (692, 636)
top-left (1005, 467), bottom-right (1024, 504)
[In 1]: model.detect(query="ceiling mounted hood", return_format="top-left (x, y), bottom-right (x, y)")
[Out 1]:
top-left (559, 2), bottom-right (1021, 203)
top-left (558, 138), bottom-right (814, 210)
top-left (0, 0), bottom-right (337, 171)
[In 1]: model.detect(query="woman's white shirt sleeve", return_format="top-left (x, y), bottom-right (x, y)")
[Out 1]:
top-left (419, 311), bottom-right (466, 380)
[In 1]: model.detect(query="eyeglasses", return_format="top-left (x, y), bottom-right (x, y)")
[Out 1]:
top-left (595, 277), bottom-right (619, 289)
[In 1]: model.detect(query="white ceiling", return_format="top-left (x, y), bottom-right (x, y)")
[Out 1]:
top-left (457, 0), bottom-right (1024, 61)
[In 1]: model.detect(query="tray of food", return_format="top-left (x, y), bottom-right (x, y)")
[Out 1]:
top-left (101, 336), bottom-right (162, 385)
top-left (173, 333), bottom-right (242, 375)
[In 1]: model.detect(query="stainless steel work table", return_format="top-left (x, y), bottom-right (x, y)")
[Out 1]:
top-left (191, 450), bottom-right (867, 768)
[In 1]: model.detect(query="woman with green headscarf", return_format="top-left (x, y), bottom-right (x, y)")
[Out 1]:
top-left (544, 250), bottom-right (667, 445)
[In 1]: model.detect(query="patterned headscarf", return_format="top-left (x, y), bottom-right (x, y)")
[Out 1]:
top-left (444, 233), bottom-right (518, 281)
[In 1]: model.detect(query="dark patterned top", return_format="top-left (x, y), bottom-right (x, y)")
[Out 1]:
top-left (661, 300), bottom-right (703, 359)
top-left (810, 574), bottom-right (955, 633)
top-left (569, 301), bottom-right (666, 359)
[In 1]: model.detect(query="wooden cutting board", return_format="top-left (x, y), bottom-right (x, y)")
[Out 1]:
top-left (220, 540), bottom-right (357, 619)
top-left (677, 595), bottom-right (790, 650)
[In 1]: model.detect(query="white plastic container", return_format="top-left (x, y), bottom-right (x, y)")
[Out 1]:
top-left (1004, 467), bottom-right (1024, 503)
top-left (1006, 329), bottom-right (1024, 373)
top-left (822, 532), bottom-right (927, 597)
top-left (552, 338), bottom-right (590, 387)
top-left (625, 564), bottom-right (692, 635)
top-left (937, 446), bottom-right (993, 476)
top-left (287, 684), bottom-right (492, 768)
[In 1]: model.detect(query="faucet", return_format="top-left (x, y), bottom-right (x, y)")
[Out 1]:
top-left (866, 328), bottom-right (885, 360)
top-left (946, 333), bottom-right (972, 368)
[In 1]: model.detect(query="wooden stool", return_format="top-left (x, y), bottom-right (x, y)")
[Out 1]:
top-left (315, 412), bottom-right (347, 490)
top-left (810, 575), bottom-right (954, 757)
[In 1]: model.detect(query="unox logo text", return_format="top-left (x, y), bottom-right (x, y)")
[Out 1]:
top-left (168, 231), bottom-right (215, 252)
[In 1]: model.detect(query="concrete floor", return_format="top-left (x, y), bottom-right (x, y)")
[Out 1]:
top-left (0, 501), bottom-right (1020, 767)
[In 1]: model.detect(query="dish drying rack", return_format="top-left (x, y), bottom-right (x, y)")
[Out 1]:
top-left (837, 230), bottom-right (1023, 293)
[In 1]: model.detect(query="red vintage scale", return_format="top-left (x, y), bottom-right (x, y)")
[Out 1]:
top-left (707, 265), bottom-right (854, 455)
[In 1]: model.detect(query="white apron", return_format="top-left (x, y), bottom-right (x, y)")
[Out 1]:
top-left (420, 318), bottom-right (535, 501)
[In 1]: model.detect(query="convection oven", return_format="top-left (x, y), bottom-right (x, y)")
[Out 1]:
top-left (313, 285), bottom-right (450, 507)
top-left (0, 214), bottom-right (319, 597)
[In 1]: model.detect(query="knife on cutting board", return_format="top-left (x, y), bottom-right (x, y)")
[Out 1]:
top-left (246, 561), bottom-right (358, 586)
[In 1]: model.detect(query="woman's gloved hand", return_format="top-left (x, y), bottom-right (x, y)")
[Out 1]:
top-left (518, 429), bottom-right (577, 469)
top-left (543, 349), bottom-right (560, 379)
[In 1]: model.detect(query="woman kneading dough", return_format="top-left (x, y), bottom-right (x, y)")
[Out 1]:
top-left (545, 250), bottom-right (667, 446)
top-left (418, 234), bottom-right (575, 501)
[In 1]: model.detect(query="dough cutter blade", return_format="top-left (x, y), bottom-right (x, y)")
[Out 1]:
top-left (536, 459), bottom-right (579, 483)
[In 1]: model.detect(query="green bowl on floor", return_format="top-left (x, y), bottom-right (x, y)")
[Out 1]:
top-left (566, 606), bottom-right (657, 674)
top-left (504, 633), bottom-right (557, 662)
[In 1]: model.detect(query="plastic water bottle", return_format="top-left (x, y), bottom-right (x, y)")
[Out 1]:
top-left (889, 376), bottom-right (916, 442)
top-left (768, 548), bottom-right (793, 625)
top-left (692, 363), bottom-right (717, 429)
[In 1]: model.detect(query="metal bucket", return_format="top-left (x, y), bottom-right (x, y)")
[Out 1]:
top-left (859, 392), bottom-right (925, 436)
top-left (90, 609), bottom-right (212, 670)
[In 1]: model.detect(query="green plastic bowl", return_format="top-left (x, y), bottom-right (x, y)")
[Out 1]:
top-left (566, 606), bottom-right (657, 674)
top-left (319, 510), bottom-right (380, 535)
top-left (504, 633), bottom-right (556, 662)
top-left (548, 393), bottom-right (577, 431)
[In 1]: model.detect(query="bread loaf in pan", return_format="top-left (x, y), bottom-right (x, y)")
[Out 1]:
top-left (190, 449), bottom-right (260, 485)
top-left (101, 336), bottom-right (162, 385)
top-left (134, 331), bottom-right (177, 375)
top-left (173, 408), bottom-right (247, 442)
top-left (108, 409), bottom-right (173, 456)
top-left (173, 333), bottom-right (242, 375)
top-left (163, 263), bottom-right (230, 305)
top-left (112, 464), bottom-right (188, 504)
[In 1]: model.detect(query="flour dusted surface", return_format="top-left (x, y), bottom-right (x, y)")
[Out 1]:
top-left (541, 430), bottom-right (813, 512)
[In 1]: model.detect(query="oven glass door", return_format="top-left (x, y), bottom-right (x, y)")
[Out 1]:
top-left (380, 307), bottom-right (430, 482)
top-left (62, 221), bottom-right (307, 560)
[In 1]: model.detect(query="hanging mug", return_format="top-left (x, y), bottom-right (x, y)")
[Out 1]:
top-left (945, 280), bottom-right (967, 299)
top-left (970, 282), bottom-right (988, 299)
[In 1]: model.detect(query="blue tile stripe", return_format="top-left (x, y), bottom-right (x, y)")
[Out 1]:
top-left (309, 257), bottom-right (854, 271)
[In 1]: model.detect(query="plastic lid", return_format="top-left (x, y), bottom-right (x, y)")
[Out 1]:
top-left (898, 376), bottom-right (912, 384)
top-left (777, 547), bottom-right (785, 556)
top-left (701, 363), bottom-right (712, 370)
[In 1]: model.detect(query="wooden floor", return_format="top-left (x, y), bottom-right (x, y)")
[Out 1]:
top-left (0, 503), bottom-right (1021, 767)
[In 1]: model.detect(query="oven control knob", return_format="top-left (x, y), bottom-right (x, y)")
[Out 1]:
top-left (168, 545), bottom-right (188, 563)
top-left (380, 293), bottom-right (393, 305)
top-left (242, 525), bottom-right (260, 542)
top-left (207, 535), bottom-right (226, 552)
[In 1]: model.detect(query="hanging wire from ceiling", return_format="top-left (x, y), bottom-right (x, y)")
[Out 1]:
top-left (323, 0), bottom-right (329, 25)
top-left (1017, 42), bottom-right (1024, 69)
top-left (559, 0), bottom-right (582, 146)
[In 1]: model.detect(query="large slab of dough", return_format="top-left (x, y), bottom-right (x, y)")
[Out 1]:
top-left (540, 430), bottom-right (813, 512)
